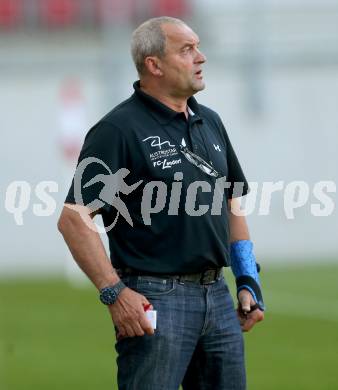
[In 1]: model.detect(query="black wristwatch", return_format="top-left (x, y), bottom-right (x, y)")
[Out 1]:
top-left (99, 281), bottom-right (126, 305)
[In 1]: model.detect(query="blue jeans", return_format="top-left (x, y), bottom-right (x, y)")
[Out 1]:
top-left (115, 273), bottom-right (246, 390)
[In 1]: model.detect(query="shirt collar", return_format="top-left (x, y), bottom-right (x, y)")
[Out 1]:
top-left (133, 80), bottom-right (203, 125)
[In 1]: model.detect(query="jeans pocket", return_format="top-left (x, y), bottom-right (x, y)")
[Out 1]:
top-left (217, 274), bottom-right (229, 292)
top-left (135, 276), bottom-right (177, 297)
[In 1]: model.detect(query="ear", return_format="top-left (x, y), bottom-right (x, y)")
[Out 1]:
top-left (144, 57), bottom-right (163, 77)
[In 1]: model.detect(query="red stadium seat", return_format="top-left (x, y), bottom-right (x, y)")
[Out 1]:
top-left (0, 0), bottom-right (22, 28)
top-left (151, 0), bottom-right (189, 18)
top-left (40, 0), bottom-right (80, 27)
top-left (94, 0), bottom-right (133, 24)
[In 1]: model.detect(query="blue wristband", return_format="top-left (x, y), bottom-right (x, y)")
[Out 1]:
top-left (230, 240), bottom-right (265, 311)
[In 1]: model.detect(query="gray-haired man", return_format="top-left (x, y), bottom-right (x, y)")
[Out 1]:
top-left (58, 16), bottom-right (264, 390)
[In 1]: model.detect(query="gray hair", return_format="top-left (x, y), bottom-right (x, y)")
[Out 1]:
top-left (131, 16), bottom-right (186, 76)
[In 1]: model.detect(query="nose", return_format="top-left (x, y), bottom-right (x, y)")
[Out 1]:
top-left (195, 48), bottom-right (207, 64)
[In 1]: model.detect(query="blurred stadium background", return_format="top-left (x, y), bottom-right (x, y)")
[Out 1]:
top-left (0, 0), bottom-right (337, 389)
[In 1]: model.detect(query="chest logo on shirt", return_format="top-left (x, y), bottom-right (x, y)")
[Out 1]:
top-left (142, 135), bottom-right (181, 169)
top-left (153, 158), bottom-right (182, 169)
top-left (213, 144), bottom-right (221, 152)
top-left (142, 136), bottom-right (175, 150)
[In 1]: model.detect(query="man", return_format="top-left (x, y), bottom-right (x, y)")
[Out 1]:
top-left (58, 16), bottom-right (264, 390)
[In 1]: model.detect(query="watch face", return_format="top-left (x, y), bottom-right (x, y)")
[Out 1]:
top-left (100, 287), bottom-right (117, 305)
top-left (99, 282), bottom-right (126, 305)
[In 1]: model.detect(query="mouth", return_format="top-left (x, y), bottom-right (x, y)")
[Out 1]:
top-left (195, 70), bottom-right (203, 79)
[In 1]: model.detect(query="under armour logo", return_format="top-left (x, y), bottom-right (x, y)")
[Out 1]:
top-left (213, 144), bottom-right (221, 152)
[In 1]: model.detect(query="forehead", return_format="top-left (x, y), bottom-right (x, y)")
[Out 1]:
top-left (162, 23), bottom-right (199, 48)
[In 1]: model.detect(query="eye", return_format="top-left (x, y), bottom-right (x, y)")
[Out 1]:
top-left (182, 45), bottom-right (193, 53)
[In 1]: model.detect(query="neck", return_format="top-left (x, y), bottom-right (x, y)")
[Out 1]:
top-left (140, 80), bottom-right (189, 118)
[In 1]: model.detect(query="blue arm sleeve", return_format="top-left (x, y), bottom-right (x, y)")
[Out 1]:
top-left (230, 240), bottom-right (265, 311)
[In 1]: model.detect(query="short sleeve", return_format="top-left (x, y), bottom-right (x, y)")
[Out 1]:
top-left (65, 120), bottom-right (129, 213)
top-left (218, 120), bottom-right (250, 198)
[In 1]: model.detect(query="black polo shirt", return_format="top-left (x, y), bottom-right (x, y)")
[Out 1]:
top-left (65, 81), bottom-right (249, 274)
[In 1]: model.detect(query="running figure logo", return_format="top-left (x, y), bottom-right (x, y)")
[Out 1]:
top-left (73, 157), bottom-right (143, 229)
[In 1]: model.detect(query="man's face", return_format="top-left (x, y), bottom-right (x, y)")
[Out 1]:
top-left (159, 23), bottom-right (207, 97)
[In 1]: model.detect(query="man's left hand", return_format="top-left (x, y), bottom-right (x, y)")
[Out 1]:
top-left (237, 289), bottom-right (264, 332)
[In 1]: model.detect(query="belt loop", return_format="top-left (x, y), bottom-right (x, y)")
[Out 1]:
top-left (199, 272), bottom-right (205, 284)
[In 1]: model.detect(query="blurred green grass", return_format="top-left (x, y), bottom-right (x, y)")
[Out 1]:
top-left (1, 263), bottom-right (338, 390)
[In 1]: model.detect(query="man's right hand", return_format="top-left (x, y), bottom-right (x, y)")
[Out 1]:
top-left (109, 287), bottom-right (155, 339)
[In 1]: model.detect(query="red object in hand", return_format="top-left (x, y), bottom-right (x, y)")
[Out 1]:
top-left (143, 304), bottom-right (151, 312)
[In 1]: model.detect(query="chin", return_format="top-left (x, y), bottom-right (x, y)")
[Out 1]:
top-left (192, 81), bottom-right (206, 93)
